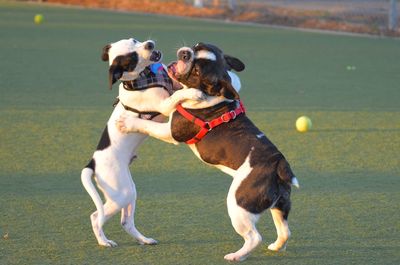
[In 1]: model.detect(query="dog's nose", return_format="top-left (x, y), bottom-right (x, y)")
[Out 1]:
top-left (144, 41), bottom-right (154, 50)
top-left (178, 50), bottom-right (191, 62)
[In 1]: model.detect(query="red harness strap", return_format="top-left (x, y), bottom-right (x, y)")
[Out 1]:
top-left (176, 101), bottom-right (246, 144)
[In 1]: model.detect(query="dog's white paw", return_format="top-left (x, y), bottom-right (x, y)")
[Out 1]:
top-left (138, 237), bottom-right (158, 245)
top-left (192, 90), bottom-right (206, 101)
top-left (99, 239), bottom-right (118, 248)
top-left (267, 242), bottom-right (287, 252)
top-left (185, 88), bottom-right (206, 101)
top-left (116, 114), bottom-right (140, 133)
top-left (224, 252), bottom-right (247, 262)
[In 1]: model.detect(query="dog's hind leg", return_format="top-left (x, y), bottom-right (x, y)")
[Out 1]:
top-left (223, 153), bottom-right (262, 261)
top-left (121, 202), bottom-right (158, 245)
top-left (224, 199), bottom-right (262, 262)
top-left (224, 178), bottom-right (262, 261)
top-left (90, 201), bottom-right (120, 247)
top-left (268, 207), bottom-right (291, 251)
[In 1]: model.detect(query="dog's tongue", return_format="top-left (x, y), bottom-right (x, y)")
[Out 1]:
top-left (171, 78), bottom-right (183, 91)
top-left (176, 60), bottom-right (187, 74)
top-left (167, 62), bottom-right (176, 76)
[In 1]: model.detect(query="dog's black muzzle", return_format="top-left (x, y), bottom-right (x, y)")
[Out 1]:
top-left (150, 50), bottom-right (162, 62)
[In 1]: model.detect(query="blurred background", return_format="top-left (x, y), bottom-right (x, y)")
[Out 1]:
top-left (30, 0), bottom-right (399, 36)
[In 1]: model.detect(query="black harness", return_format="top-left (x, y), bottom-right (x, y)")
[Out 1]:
top-left (113, 98), bottom-right (161, 120)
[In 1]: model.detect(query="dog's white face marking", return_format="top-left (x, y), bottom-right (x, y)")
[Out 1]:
top-left (108, 38), bottom-right (137, 66)
top-left (108, 38), bottom-right (159, 81)
top-left (195, 50), bottom-right (217, 61)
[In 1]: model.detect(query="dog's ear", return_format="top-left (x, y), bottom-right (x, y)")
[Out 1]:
top-left (102, 44), bottom-right (111, 62)
top-left (108, 64), bottom-right (123, 89)
top-left (201, 82), bottom-right (219, 98)
top-left (201, 71), bottom-right (239, 99)
top-left (224, 55), bottom-right (245, 72)
top-left (219, 78), bottom-right (240, 100)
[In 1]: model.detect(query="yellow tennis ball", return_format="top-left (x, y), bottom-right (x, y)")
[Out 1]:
top-left (34, 14), bottom-right (44, 24)
top-left (296, 116), bottom-right (312, 132)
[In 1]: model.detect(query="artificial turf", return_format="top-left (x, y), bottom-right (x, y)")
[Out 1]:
top-left (0, 2), bottom-right (399, 264)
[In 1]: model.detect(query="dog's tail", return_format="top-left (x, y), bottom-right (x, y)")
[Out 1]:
top-left (277, 158), bottom-right (300, 188)
top-left (81, 159), bottom-right (106, 227)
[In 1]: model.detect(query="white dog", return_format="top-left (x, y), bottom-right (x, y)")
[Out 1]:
top-left (81, 38), bottom-right (203, 247)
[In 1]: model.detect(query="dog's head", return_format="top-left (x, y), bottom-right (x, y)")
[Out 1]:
top-left (102, 38), bottom-right (162, 89)
top-left (167, 43), bottom-right (245, 99)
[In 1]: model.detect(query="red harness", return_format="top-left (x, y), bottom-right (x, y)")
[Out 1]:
top-left (176, 100), bottom-right (246, 144)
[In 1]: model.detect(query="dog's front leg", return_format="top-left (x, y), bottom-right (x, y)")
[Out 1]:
top-left (157, 88), bottom-right (204, 116)
top-left (117, 113), bottom-right (177, 144)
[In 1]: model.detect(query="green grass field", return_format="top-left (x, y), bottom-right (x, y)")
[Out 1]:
top-left (1, 2), bottom-right (399, 264)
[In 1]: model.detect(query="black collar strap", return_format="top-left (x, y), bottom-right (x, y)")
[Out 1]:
top-left (113, 97), bottom-right (161, 120)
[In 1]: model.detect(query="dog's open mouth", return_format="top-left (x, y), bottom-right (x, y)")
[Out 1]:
top-left (167, 62), bottom-right (184, 90)
top-left (167, 60), bottom-right (190, 79)
top-left (167, 62), bottom-right (178, 79)
top-left (150, 50), bottom-right (162, 62)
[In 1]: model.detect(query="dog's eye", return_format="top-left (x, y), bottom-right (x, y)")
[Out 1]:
top-left (132, 39), bottom-right (137, 44)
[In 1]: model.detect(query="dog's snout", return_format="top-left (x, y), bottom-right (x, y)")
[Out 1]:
top-left (144, 41), bottom-right (154, 51)
top-left (178, 50), bottom-right (191, 62)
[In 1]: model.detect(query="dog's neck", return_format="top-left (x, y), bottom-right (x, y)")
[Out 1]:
top-left (118, 61), bottom-right (151, 81)
top-left (119, 72), bottom-right (140, 81)
top-left (121, 65), bottom-right (174, 95)
top-left (178, 70), bottom-right (240, 109)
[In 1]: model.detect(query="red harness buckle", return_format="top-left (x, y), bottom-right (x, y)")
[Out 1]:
top-left (221, 110), bottom-right (237, 122)
top-left (204, 122), bottom-right (212, 131)
top-left (176, 100), bottom-right (245, 144)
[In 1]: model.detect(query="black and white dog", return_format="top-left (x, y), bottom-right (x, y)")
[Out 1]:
top-left (117, 43), bottom-right (299, 261)
top-left (81, 38), bottom-right (204, 247)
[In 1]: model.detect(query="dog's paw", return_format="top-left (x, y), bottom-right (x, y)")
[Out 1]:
top-left (116, 113), bottom-right (139, 133)
top-left (224, 252), bottom-right (247, 262)
top-left (267, 242), bottom-right (287, 252)
top-left (99, 239), bottom-right (118, 248)
top-left (191, 90), bottom-right (206, 101)
top-left (184, 88), bottom-right (206, 101)
top-left (138, 237), bottom-right (158, 245)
